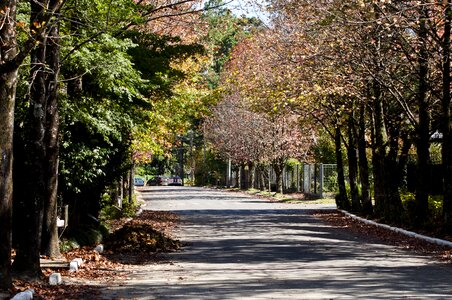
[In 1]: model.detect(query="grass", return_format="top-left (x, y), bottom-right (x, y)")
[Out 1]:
top-left (278, 197), bottom-right (336, 205)
top-left (230, 187), bottom-right (336, 205)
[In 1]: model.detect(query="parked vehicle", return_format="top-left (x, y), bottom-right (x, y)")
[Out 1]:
top-left (146, 176), bottom-right (168, 186)
top-left (168, 176), bottom-right (183, 186)
top-left (134, 177), bottom-right (145, 186)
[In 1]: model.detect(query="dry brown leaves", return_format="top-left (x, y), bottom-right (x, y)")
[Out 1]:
top-left (10, 210), bottom-right (181, 300)
top-left (314, 210), bottom-right (452, 263)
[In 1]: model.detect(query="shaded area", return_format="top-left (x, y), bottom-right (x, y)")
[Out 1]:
top-left (103, 187), bottom-right (452, 299)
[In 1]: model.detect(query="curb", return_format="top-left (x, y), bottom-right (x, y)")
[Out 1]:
top-left (338, 209), bottom-right (452, 248)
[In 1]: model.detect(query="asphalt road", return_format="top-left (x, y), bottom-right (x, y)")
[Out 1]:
top-left (102, 186), bottom-right (452, 299)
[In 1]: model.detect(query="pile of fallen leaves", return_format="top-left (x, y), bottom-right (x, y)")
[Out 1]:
top-left (105, 210), bottom-right (181, 254)
top-left (105, 224), bottom-right (181, 254)
top-left (314, 210), bottom-right (452, 263)
top-left (9, 210), bottom-right (181, 299)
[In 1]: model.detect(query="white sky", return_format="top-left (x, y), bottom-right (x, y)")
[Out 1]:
top-left (224, 0), bottom-right (269, 23)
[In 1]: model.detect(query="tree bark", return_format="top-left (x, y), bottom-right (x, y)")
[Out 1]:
top-left (415, 12), bottom-right (430, 226)
top-left (383, 127), bottom-right (405, 224)
top-left (347, 113), bottom-right (361, 212)
top-left (129, 161), bottom-right (134, 202)
top-left (371, 81), bottom-right (387, 218)
top-left (41, 22), bottom-right (61, 258)
top-left (12, 2), bottom-right (48, 278)
top-left (273, 159), bottom-right (284, 194)
top-left (335, 127), bottom-right (349, 210)
top-left (442, 0), bottom-right (452, 232)
top-left (358, 101), bottom-right (372, 215)
top-left (0, 1), bottom-right (18, 289)
top-left (248, 161), bottom-right (255, 189)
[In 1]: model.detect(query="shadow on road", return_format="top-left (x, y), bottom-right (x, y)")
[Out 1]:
top-left (103, 186), bottom-right (452, 299)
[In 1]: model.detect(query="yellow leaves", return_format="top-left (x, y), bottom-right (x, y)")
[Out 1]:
top-left (314, 84), bottom-right (322, 92)
top-left (0, 6), bottom-right (8, 15)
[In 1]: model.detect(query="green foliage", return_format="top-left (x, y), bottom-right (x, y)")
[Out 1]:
top-left (401, 192), bottom-right (444, 228)
top-left (121, 197), bottom-right (139, 218)
top-left (125, 31), bottom-right (205, 99)
top-left (70, 225), bottom-right (105, 247)
top-left (311, 131), bottom-right (336, 163)
top-left (202, 0), bottom-right (257, 88)
top-left (286, 158), bottom-right (300, 169)
top-left (194, 148), bottom-right (227, 186)
top-left (59, 238), bottom-right (80, 253)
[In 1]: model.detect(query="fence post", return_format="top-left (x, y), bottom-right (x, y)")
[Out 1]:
top-left (319, 163), bottom-right (324, 198)
top-left (296, 164), bottom-right (300, 192)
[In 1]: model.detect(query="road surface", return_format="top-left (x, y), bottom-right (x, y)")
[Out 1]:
top-left (102, 186), bottom-right (452, 299)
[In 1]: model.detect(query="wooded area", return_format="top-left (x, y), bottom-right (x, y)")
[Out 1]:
top-left (204, 0), bottom-right (452, 240)
top-left (0, 0), bottom-right (451, 292)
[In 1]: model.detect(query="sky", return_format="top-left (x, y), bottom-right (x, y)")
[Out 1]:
top-left (223, 0), bottom-right (269, 23)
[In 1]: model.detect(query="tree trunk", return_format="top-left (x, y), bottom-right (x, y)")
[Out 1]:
top-left (41, 23), bottom-right (61, 258)
top-left (383, 129), bottom-right (405, 224)
top-left (442, 0), bottom-right (452, 232)
top-left (240, 163), bottom-right (246, 189)
top-left (371, 81), bottom-right (387, 218)
top-left (347, 113), bottom-right (361, 212)
top-left (249, 162), bottom-right (255, 189)
top-left (335, 127), bottom-right (349, 210)
top-left (128, 161), bottom-right (134, 202)
top-left (268, 167), bottom-right (271, 192)
top-left (12, 4), bottom-right (48, 278)
top-left (358, 101), bottom-right (372, 215)
top-left (415, 12), bottom-right (430, 226)
top-left (0, 2), bottom-right (18, 289)
top-left (272, 159), bottom-right (285, 194)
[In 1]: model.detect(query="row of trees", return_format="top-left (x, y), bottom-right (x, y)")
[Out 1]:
top-left (206, 0), bottom-right (451, 231)
top-left (0, 0), bottom-right (230, 290)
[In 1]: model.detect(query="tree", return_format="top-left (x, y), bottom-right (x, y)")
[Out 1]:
top-left (12, 0), bottom-right (65, 279)
top-left (0, 1), bottom-right (19, 289)
top-left (0, 0), bottom-right (66, 288)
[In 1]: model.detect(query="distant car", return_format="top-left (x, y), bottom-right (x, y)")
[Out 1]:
top-left (146, 176), bottom-right (168, 186)
top-left (146, 177), bottom-right (159, 186)
top-left (168, 176), bottom-right (183, 186)
top-left (134, 177), bottom-right (145, 186)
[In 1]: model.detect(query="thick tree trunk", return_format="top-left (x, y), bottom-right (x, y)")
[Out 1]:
top-left (415, 14), bottom-right (430, 226)
top-left (41, 23), bottom-right (61, 258)
top-left (0, 74), bottom-right (16, 290)
top-left (442, 0), bottom-right (452, 232)
top-left (335, 127), bottom-right (349, 210)
top-left (0, 2), bottom-right (18, 288)
top-left (347, 113), bottom-right (361, 213)
top-left (358, 101), bottom-right (372, 215)
top-left (12, 7), bottom-right (47, 278)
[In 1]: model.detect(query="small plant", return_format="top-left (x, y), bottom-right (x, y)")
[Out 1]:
top-left (121, 196), bottom-right (139, 218)
top-left (59, 238), bottom-right (80, 253)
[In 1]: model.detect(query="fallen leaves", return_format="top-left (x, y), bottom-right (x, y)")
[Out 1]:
top-left (11, 210), bottom-right (181, 299)
top-left (104, 223), bottom-right (181, 254)
top-left (314, 210), bottom-right (452, 264)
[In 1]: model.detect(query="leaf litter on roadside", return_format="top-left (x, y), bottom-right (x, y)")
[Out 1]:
top-left (11, 210), bottom-right (181, 299)
top-left (314, 210), bottom-right (452, 263)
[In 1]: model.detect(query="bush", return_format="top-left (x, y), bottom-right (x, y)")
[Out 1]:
top-left (401, 192), bottom-right (444, 228)
top-left (70, 225), bottom-right (107, 247)
top-left (60, 238), bottom-right (80, 253)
